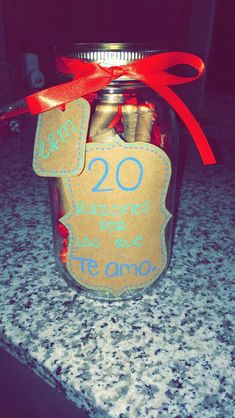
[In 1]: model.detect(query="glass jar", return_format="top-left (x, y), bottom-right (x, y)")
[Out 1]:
top-left (48, 43), bottom-right (179, 301)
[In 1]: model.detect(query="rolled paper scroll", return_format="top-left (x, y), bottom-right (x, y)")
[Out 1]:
top-left (92, 128), bottom-right (116, 143)
top-left (160, 132), bottom-right (168, 149)
top-left (122, 104), bottom-right (138, 143)
top-left (89, 104), bottom-right (118, 137)
top-left (135, 105), bottom-right (155, 143)
top-left (57, 178), bottom-right (70, 214)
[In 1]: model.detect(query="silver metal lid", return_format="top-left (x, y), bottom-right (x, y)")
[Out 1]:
top-left (55, 43), bottom-right (161, 90)
top-left (56, 43), bottom-right (160, 67)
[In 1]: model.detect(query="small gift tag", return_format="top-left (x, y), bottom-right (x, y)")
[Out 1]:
top-left (33, 98), bottom-right (90, 177)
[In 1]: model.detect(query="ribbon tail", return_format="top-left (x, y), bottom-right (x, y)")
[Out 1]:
top-left (26, 74), bottom-right (113, 114)
top-left (143, 80), bottom-right (216, 165)
top-left (0, 107), bottom-right (29, 122)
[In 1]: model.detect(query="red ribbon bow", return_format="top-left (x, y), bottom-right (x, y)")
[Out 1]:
top-left (5, 52), bottom-right (217, 164)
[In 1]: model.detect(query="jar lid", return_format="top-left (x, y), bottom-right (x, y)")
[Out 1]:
top-left (55, 43), bottom-right (160, 67)
top-left (55, 43), bottom-right (162, 90)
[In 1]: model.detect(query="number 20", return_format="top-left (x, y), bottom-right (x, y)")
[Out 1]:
top-left (88, 157), bottom-right (143, 192)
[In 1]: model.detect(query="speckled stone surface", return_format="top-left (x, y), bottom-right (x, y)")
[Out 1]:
top-left (0, 92), bottom-right (234, 418)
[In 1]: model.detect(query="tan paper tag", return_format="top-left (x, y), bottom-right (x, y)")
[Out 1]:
top-left (33, 98), bottom-right (90, 177)
top-left (60, 134), bottom-right (172, 296)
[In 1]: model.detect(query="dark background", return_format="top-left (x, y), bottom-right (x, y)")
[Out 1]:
top-left (207, 0), bottom-right (235, 92)
top-left (0, 0), bottom-right (235, 104)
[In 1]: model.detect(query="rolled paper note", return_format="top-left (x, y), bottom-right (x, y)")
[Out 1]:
top-left (160, 132), bottom-right (168, 149)
top-left (89, 104), bottom-right (118, 137)
top-left (122, 104), bottom-right (138, 143)
top-left (135, 105), bottom-right (155, 143)
top-left (92, 128), bottom-right (116, 143)
top-left (57, 178), bottom-right (70, 214)
top-left (100, 93), bottom-right (124, 104)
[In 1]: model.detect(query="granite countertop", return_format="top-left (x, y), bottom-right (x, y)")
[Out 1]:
top-left (0, 92), bottom-right (234, 418)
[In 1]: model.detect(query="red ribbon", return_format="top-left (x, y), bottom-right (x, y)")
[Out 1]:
top-left (4, 52), bottom-right (216, 164)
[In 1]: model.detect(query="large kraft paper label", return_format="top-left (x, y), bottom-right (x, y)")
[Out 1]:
top-left (33, 98), bottom-right (90, 177)
top-left (60, 135), bottom-right (172, 296)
